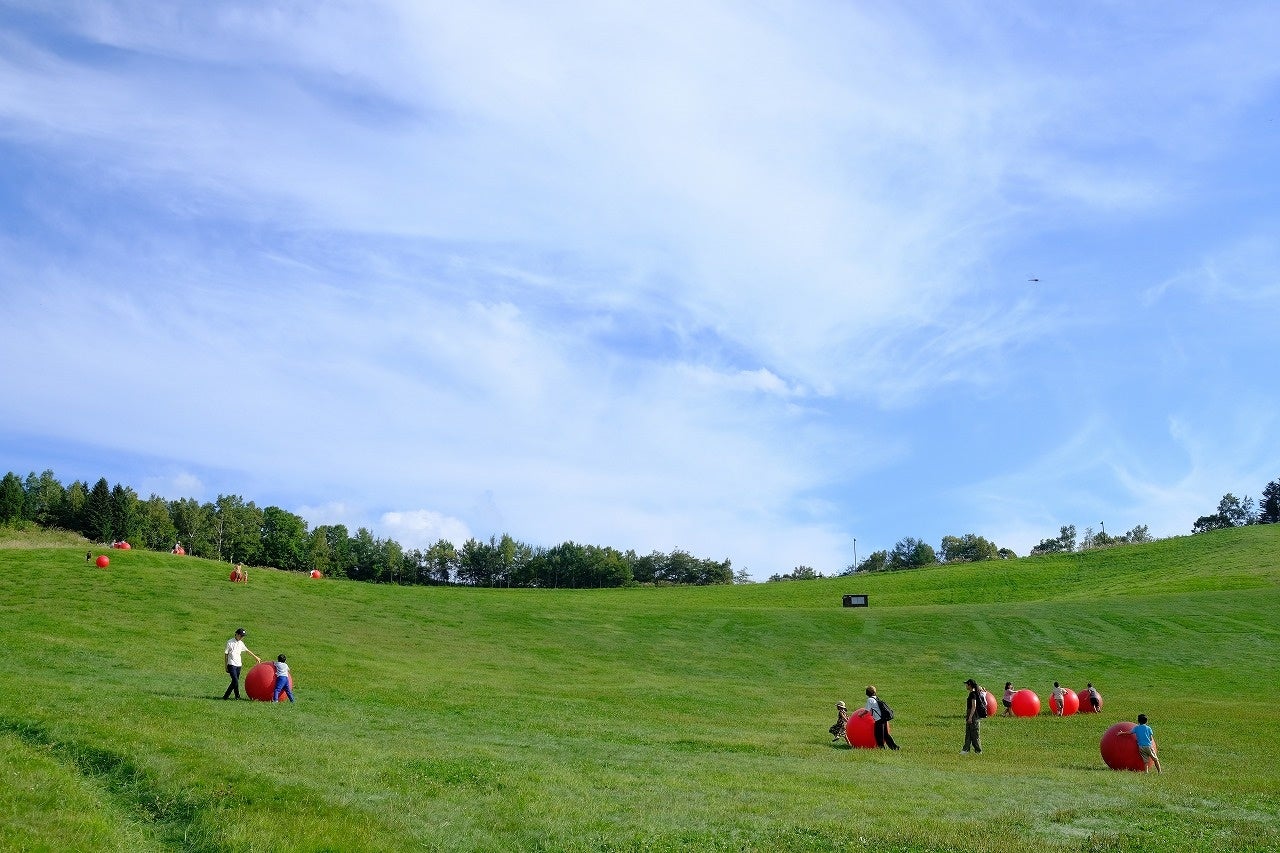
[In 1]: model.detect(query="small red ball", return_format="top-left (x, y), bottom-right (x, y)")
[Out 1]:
top-left (95, 555), bottom-right (109, 568)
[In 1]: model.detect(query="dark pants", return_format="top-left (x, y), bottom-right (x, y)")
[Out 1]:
top-left (963, 719), bottom-right (982, 753)
top-left (223, 664), bottom-right (242, 699)
top-left (874, 719), bottom-right (899, 749)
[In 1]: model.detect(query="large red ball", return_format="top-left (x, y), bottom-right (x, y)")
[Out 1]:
top-left (310, 569), bottom-right (322, 578)
top-left (982, 691), bottom-right (997, 717)
top-left (95, 555), bottom-right (109, 568)
top-left (244, 661), bottom-right (294, 702)
top-left (1011, 688), bottom-right (1040, 717)
top-left (1100, 722), bottom-right (1149, 771)
top-left (1050, 689), bottom-right (1080, 716)
top-left (845, 708), bottom-right (877, 749)
top-left (1079, 687), bottom-right (1104, 713)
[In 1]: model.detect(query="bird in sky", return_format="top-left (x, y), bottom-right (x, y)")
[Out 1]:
top-left (1028, 277), bottom-right (1040, 282)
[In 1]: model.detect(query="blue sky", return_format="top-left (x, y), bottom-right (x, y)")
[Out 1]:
top-left (2, 2), bottom-right (1278, 578)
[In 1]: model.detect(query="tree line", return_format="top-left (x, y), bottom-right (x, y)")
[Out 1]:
top-left (0, 470), bottom-right (732, 588)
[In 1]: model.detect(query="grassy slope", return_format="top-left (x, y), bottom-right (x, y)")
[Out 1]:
top-left (1, 527), bottom-right (1277, 852)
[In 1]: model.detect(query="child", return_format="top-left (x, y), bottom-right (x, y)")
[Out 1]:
top-left (829, 701), bottom-right (850, 743)
top-left (272, 654), bottom-right (295, 703)
top-left (1050, 681), bottom-right (1066, 715)
top-left (1120, 713), bottom-right (1162, 773)
top-left (1002, 682), bottom-right (1014, 716)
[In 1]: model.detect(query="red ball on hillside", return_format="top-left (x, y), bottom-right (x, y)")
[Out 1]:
top-left (95, 555), bottom-right (109, 568)
top-left (1100, 722), bottom-right (1148, 771)
top-left (1051, 689), bottom-right (1080, 716)
top-left (982, 691), bottom-right (997, 717)
top-left (1079, 687), bottom-right (1103, 713)
top-left (310, 569), bottom-right (322, 578)
top-left (844, 708), bottom-right (877, 749)
top-left (1011, 689), bottom-right (1040, 717)
top-left (244, 661), bottom-right (293, 702)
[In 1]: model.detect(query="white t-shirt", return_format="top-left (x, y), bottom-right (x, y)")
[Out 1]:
top-left (866, 696), bottom-right (881, 721)
top-left (274, 661), bottom-right (290, 678)
top-left (225, 638), bottom-right (248, 667)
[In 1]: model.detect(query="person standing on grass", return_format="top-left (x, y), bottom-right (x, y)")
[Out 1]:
top-left (222, 628), bottom-right (260, 700)
top-left (962, 678), bottom-right (983, 754)
top-left (271, 654), bottom-right (295, 703)
top-left (1085, 683), bottom-right (1101, 713)
top-left (1120, 714), bottom-right (1162, 773)
top-left (1002, 682), bottom-right (1014, 716)
top-left (829, 701), bottom-right (850, 743)
top-left (866, 686), bottom-right (900, 750)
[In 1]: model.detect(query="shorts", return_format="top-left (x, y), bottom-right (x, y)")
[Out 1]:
top-left (1137, 745), bottom-right (1155, 760)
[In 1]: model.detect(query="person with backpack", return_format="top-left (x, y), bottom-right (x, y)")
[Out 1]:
top-left (865, 685), bottom-right (900, 750)
top-left (962, 678), bottom-right (984, 754)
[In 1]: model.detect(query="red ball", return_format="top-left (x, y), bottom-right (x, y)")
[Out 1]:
top-left (1079, 686), bottom-right (1104, 713)
top-left (1011, 688), bottom-right (1040, 717)
top-left (1100, 722), bottom-right (1149, 771)
top-left (95, 555), bottom-right (109, 568)
top-left (244, 661), bottom-right (294, 702)
top-left (982, 691), bottom-right (997, 717)
top-left (1050, 689), bottom-right (1080, 716)
top-left (844, 708), bottom-right (877, 749)
top-left (310, 569), bottom-right (322, 578)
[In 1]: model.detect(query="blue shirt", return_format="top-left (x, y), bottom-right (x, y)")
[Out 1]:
top-left (1132, 723), bottom-right (1154, 748)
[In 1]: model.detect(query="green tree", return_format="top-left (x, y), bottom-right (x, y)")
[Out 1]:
top-left (261, 506), bottom-right (308, 572)
top-left (889, 537), bottom-right (936, 570)
top-left (137, 495), bottom-right (179, 551)
top-left (59, 480), bottom-right (88, 533)
top-left (1260, 479), bottom-right (1280, 524)
top-left (169, 498), bottom-right (213, 556)
top-left (854, 550), bottom-right (890, 573)
top-left (110, 483), bottom-right (141, 543)
top-left (24, 470), bottom-right (66, 527)
top-left (83, 478), bottom-right (113, 543)
top-left (0, 472), bottom-right (23, 524)
top-left (423, 538), bottom-right (458, 584)
top-left (940, 533), bottom-right (999, 563)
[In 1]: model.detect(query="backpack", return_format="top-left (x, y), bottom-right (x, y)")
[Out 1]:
top-left (877, 698), bottom-right (894, 721)
top-left (973, 690), bottom-right (989, 719)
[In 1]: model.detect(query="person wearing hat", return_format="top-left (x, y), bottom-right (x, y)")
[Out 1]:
top-left (962, 678), bottom-right (983, 754)
top-left (829, 700), bottom-right (851, 743)
top-left (222, 627), bottom-right (261, 699)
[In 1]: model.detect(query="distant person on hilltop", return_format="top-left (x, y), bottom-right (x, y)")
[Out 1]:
top-left (829, 701), bottom-right (850, 743)
top-left (222, 628), bottom-right (261, 700)
top-left (1002, 682), bottom-right (1014, 716)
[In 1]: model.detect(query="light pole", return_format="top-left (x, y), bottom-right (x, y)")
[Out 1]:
top-left (853, 538), bottom-right (858, 572)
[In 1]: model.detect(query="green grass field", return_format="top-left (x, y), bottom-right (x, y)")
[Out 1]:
top-left (2, 526), bottom-right (1278, 852)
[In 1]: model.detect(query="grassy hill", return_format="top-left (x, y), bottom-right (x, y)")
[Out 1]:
top-left (1, 526), bottom-right (1278, 852)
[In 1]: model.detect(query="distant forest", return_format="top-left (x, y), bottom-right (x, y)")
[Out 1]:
top-left (3, 469), bottom-right (1277, 587)
top-left (0, 470), bottom-right (732, 588)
